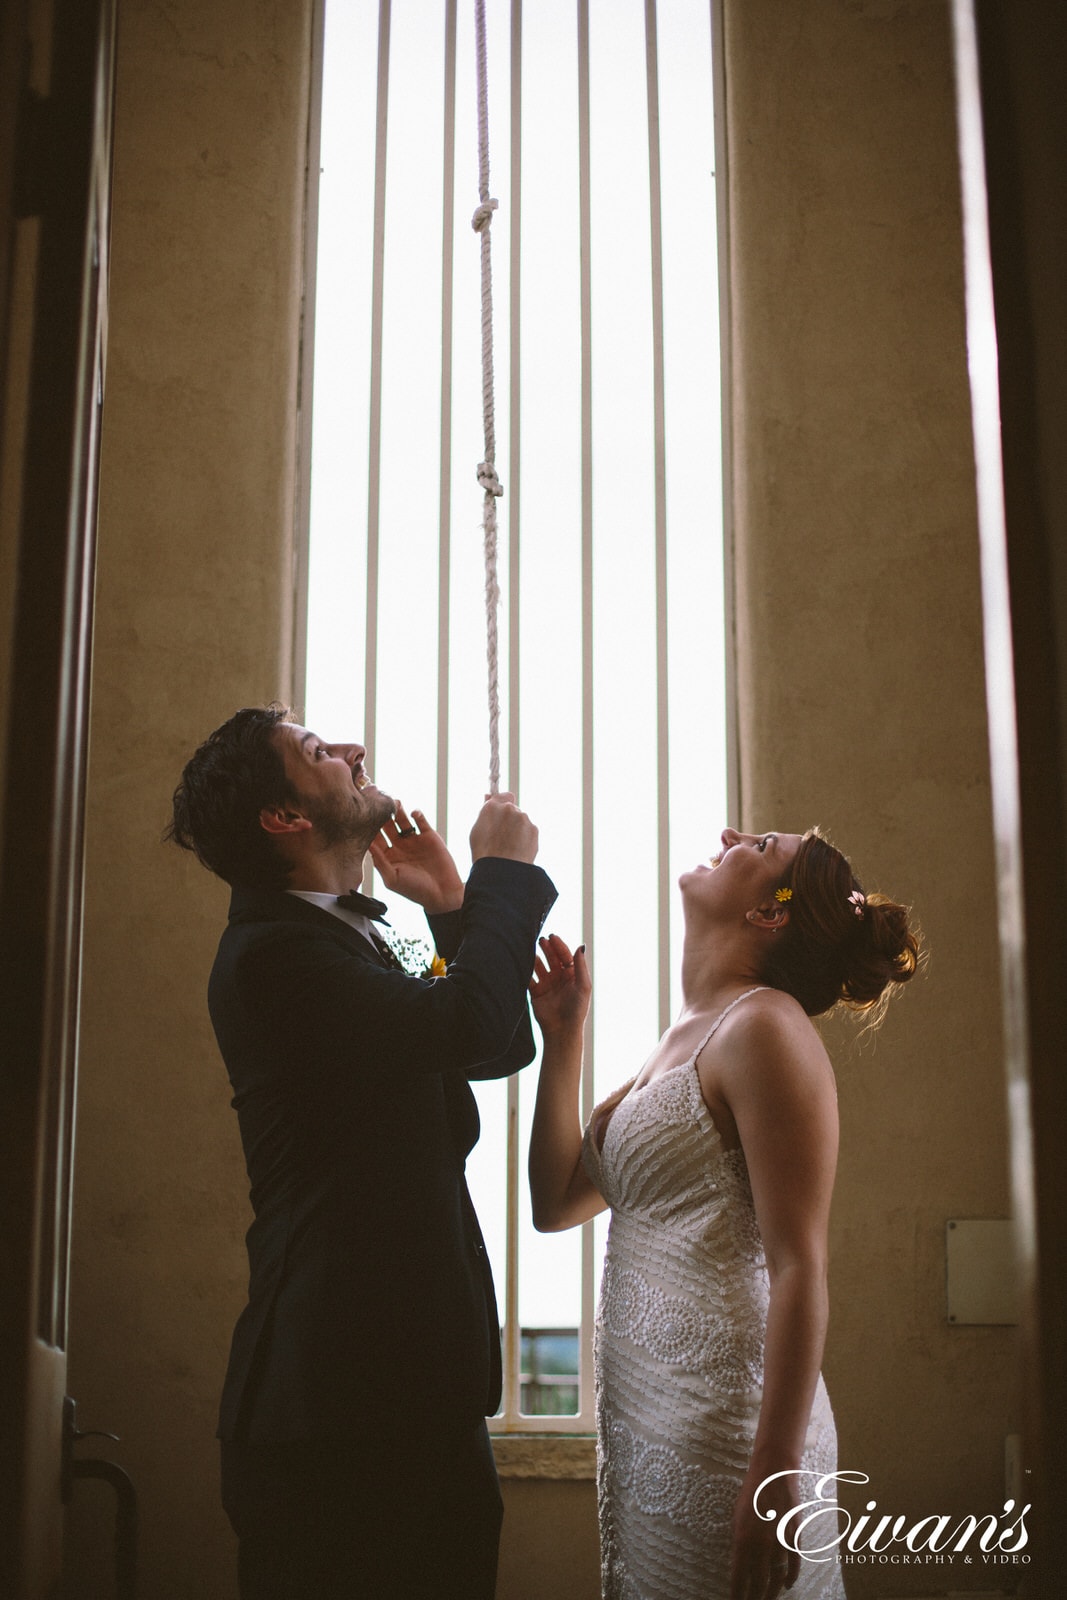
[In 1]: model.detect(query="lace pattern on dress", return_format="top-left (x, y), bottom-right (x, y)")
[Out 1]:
top-left (584, 990), bottom-right (846, 1600)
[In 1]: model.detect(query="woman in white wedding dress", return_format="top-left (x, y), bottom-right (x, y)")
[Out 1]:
top-left (529, 827), bottom-right (920, 1600)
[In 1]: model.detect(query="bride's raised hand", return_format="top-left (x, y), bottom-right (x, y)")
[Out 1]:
top-left (529, 934), bottom-right (591, 1039)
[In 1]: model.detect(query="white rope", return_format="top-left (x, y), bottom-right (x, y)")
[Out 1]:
top-left (473, 0), bottom-right (502, 794)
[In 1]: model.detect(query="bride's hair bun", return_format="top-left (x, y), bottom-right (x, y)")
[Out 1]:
top-left (762, 829), bottom-right (922, 1021)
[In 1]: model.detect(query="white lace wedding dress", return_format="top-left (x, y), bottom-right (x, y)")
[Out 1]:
top-left (581, 990), bottom-right (846, 1600)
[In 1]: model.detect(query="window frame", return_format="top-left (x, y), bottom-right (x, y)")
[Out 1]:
top-left (294, 0), bottom-right (735, 1440)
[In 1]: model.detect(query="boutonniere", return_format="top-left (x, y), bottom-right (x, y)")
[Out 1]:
top-left (381, 932), bottom-right (447, 978)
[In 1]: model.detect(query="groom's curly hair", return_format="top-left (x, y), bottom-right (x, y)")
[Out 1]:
top-left (166, 704), bottom-right (297, 890)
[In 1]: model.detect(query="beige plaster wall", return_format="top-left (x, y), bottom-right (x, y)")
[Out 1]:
top-left (63, 1), bottom-right (310, 1593)
top-left (498, 1479), bottom-right (600, 1600)
top-left (724, 2), bottom-right (1015, 1592)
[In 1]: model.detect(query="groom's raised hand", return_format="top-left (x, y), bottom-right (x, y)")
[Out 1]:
top-left (470, 791), bottom-right (539, 864)
top-left (369, 802), bottom-right (464, 914)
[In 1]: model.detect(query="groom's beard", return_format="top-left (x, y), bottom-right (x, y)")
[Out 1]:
top-left (301, 784), bottom-right (395, 853)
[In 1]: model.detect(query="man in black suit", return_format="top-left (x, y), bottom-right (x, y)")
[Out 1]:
top-left (168, 704), bottom-right (556, 1600)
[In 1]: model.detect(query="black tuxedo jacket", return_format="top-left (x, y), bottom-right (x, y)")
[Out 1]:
top-left (208, 856), bottom-right (556, 1442)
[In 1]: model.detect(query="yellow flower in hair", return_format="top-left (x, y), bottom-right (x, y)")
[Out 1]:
top-left (774, 886), bottom-right (793, 903)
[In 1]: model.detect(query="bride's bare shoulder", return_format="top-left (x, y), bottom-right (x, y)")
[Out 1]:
top-left (715, 988), bottom-right (832, 1081)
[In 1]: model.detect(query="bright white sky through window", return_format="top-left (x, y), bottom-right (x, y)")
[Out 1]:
top-left (304, 0), bottom-right (727, 1336)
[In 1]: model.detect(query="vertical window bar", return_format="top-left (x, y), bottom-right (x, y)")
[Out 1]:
top-left (644, 0), bottom-right (671, 1035)
top-left (509, 0), bottom-right (522, 797)
top-left (364, 0), bottom-right (392, 858)
top-left (710, 0), bottom-right (739, 826)
top-left (497, 0), bottom-right (522, 1428)
top-left (290, 0), bottom-right (326, 719)
top-left (577, 0), bottom-right (597, 1431)
top-left (505, 0), bottom-right (525, 1424)
top-left (503, 1079), bottom-right (521, 1420)
top-left (439, 0), bottom-right (458, 840)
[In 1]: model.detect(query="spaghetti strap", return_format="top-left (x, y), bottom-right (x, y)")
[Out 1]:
top-left (688, 986), bottom-right (770, 1068)
top-left (591, 989), bottom-right (772, 1156)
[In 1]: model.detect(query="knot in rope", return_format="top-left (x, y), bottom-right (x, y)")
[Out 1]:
top-left (471, 198), bottom-right (499, 233)
top-left (477, 461), bottom-right (504, 497)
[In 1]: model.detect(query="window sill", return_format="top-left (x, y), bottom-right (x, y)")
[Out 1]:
top-left (491, 1433), bottom-right (597, 1480)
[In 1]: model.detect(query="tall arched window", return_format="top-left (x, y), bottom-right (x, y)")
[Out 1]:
top-left (299, 0), bottom-right (729, 1433)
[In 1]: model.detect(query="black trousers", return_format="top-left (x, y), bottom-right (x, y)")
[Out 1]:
top-left (220, 1419), bottom-right (503, 1600)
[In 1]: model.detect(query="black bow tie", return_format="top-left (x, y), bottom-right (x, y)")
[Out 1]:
top-left (335, 890), bottom-right (389, 923)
